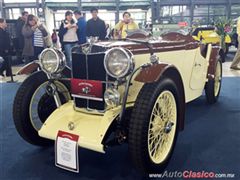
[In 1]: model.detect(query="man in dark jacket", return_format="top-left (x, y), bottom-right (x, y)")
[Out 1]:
top-left (74, 10), bottom-right (87, 44)
top-left (86, 8), bottom-right (106, 40)
top-left (0, 18), bottom-right (11, 77)
top-left (16, 11), bottom-right (28, 51)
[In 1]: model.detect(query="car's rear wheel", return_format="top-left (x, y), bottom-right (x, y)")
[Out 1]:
top-left (205, 59), bottom-right (222, 104)
top-left (13, 71), bottom-right (71, 146)
top-left (128, 77), bottom-right (182, 174)
top-left (219, 49), bottom-right (226, 63)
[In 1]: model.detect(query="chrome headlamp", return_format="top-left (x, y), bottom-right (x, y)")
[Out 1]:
top-left (39, 48), bottom-right (66, 75)
top-left (104, 88), bottom-right (121, 107)
top-left (104, 47), bottom-right (134, 79)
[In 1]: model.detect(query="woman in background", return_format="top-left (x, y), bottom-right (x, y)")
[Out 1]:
top-left (22, 14), bottom-right (50, 63)
top-left (58, 11), bottom-right (78, 67)
top-left (114, 12), bottom-right (139, 39)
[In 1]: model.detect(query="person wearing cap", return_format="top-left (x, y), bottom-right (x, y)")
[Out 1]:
top-left (86, 7), bottom-right (106, 40)
top-left (230, 17), bottom-right (240, 70)
top-left (74, 10), bottom-right (87, 44)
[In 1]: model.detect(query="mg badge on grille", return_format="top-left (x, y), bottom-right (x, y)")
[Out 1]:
top-left (82, 86), bottom-right (91, 94)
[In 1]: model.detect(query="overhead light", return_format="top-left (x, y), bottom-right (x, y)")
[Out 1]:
top-left (98, 9), bottom-right (108, 13)
top-left (56, 10), bottom-right (67, 13)
top-left (38, 8), bottom-right (43, 13)
top-left (127, 9), bottom-right (142, 12)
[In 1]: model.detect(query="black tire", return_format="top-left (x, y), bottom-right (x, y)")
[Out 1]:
top-left (205, 59), bottom-right (222, 104)
top-left (128, 77), bottom-right (183, 174)
top-left (219, 49), bottom-right (225, 63)
top-left (13, 71), bottom-right (70, 146)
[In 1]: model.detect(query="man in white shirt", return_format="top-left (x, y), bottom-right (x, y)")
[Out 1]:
top-left (230, 17), bottom-right (240, 70)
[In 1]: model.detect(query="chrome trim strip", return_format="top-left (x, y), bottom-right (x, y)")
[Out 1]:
top-left (72, 94), bottom-right (103, 102)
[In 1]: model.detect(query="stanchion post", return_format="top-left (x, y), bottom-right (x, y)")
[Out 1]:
top-left (7, 55), bottom-right (14, 83)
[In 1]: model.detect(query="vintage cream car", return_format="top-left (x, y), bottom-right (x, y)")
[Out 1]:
top-left (13, 32), bottom-right (222, 174)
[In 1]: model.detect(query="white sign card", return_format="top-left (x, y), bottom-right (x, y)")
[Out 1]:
top-left (55, 130), bottom-right (79, 173)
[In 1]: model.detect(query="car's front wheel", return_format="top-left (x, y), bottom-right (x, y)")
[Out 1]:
top-left (128, 77), bottom-right (183, 174)
top-left (13, 71), bottom-right (71, 146)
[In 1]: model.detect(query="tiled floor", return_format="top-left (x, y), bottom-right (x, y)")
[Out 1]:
top-left (223, 61), bottom-right (240, 77)
top-left (1, 51), bottom-right (240, 83)
top-left (0, 66), bottom-right (28, 83)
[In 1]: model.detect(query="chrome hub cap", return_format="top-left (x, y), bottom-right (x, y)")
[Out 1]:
top-left (29, 81), bottom-right (70, 131)
top-left (164, 121), bottom-right (174, 134)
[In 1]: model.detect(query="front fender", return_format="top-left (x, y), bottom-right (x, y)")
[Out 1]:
top-left (134, 63), bottom-right (171, 83)
top-left (134, 63), bottom-right (186, 131)
top-left (207, 46), bottom-right (220, 81)
top-left (17, 61), bottom-right (72, 78)
top-left (38, 101), bottom-right (128, 153)
top-left (17, 61), bottom-right (40, 75)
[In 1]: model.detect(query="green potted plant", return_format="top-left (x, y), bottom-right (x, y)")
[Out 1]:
top-left (215, 17), bottom-right (233, 52)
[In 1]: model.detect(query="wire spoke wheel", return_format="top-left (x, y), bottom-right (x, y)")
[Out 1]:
top-left (148, 90), bottom-right (177, 164)
top-left (205, 59), bottom-right (222, 104)
top-left (128, 77), bottom-right (182, 174)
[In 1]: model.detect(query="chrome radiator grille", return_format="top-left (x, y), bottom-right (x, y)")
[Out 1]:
top-left (71, 52), bottom-right (106, 111)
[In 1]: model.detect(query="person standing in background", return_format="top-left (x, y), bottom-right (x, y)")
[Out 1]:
top-left (51, 29), bottom-right (60, 48)
top-left (58, 11), bottom-right (78, 67)
top-left (86, 8), bottom-right (106, 40)
top-left (105, 24), bottom-right (111, 39)
top-left (22, 15), bottom-right (50, 63)
top-left (230, 17), bottom-right (240, 70)
top-left (32, 17), bottom-right (50, 59)
top-left (74, 10), bottom-right (86, 45)
top-left (16, 11), bottom-right (28, 54)
top-left (114, 12), bottom-right (139, 39)
top-left (0, 18), bottom-right (11, 77)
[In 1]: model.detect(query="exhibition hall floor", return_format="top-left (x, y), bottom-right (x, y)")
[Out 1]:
top-left (0, 52), bottom-right (240, 179)
top-left (1, 77), bottom-right (240, 179)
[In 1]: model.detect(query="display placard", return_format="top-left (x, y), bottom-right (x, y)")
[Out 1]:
top-left (55, 131), bottom-right (79, 173)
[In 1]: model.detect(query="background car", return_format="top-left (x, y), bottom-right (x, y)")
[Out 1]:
top-left (192, 26), bottom-right (231, 62)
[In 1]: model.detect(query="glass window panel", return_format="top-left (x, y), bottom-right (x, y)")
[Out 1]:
top-left (161, 6), bottom-right (189, 17)
top-left (4, 0), bottom-right (36, 2)
top-left (194, 5), bottom-right (226, 16)
top-left (231, 5), bottom-right (240, 18)
top-left (24, 8), bottom-right (37, 15)
top-left (209, 5), bottom-right (226, 16)
top-left (121, 0), bottom-right (149, 1)
top-left (9, 8), bottom-right (21, 19)
top-left (45, 0), bottom-right (77, 2)
top-left (194, 5), bottom-right (209, 16)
